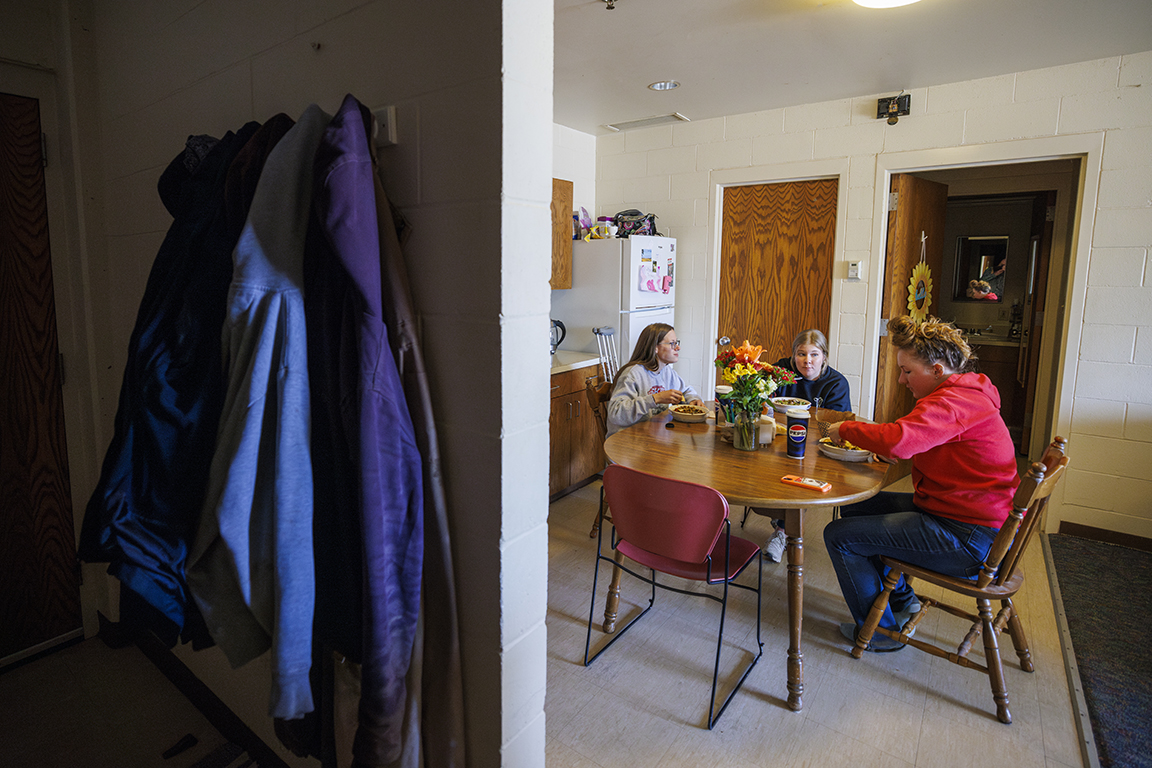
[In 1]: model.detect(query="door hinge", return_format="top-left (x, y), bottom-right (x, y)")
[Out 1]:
top-left (879, 320), bottom-right (889, 337)
top-left (41, 133), bottom-right (48, 167)
top-left (1046, 205), bottom-right (1055, 222)
top-left (888, 192), bottom-right (898, 210)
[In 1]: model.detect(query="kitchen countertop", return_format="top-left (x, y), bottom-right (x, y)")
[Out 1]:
top-left (550, 350), bottom-right (600, 374)
top-left (968, 336), bottom-right (1021, 348)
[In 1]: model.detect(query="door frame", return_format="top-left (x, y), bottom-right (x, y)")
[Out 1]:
top-left (865, 134), bottom-right (1102, 467)
top-left (704, 159), bottom-right (851, 400)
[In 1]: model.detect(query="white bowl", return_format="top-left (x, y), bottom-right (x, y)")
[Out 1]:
top-left (770, 397), bottom-right (811, 413)
top-left (817, 439), bottom-right (872, 462)
top-left (669, 403), bottom-right (709, 423)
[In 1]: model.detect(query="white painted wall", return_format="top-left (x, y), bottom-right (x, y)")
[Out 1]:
top-left (593, 52), bottom-right (1152, 538)
top-left (5, 0), bottom-right (551, 765)
top-left (553, 123), bottom-right (596, 218)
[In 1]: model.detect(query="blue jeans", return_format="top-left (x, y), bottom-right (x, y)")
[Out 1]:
top-left (823, 492), bottom-right (998, 630)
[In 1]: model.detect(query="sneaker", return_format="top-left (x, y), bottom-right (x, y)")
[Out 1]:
top-left (839, 622), bottom-right (906, 653)
top-left (763, 530), bottom-right (787, 562)
top-left (890, 591), bottom-right (922, 616)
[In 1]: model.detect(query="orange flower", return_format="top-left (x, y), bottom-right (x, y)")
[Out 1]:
top-left (731, 340), bottom-right (764, 366)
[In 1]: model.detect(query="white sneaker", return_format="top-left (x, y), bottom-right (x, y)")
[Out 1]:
top-left (763, 530), bottom-right (787, 563)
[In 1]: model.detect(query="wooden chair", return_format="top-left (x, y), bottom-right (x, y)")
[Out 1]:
top-left (584, 464), bottom-right (763, 729)
top-left (851, 436), bottom-right (1069, 724)
top-left (586, 378), bottom-right (614, 538)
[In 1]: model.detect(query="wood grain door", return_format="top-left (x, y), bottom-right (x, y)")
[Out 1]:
top-left (0, 91), bottom-right (81, 662)
top-left (717, 179), bottom-right (838, 374)
top-left (1019, 191), bottom-right (1055, 453)
top-left (874, 174), bottom-right (948, 481)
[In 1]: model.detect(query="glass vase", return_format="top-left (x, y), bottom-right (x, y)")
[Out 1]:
top-left (733, 409), bottom-right (760, 452)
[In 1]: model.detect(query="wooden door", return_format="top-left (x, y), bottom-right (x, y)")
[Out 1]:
top-left (1019, 191), bottom-right (1055, 452)
top-left (718, 179), bottom-right (838, 372)
top-left (874, 175), bottom-right (948, 480)
top-left (0, 91), bottom-right (81, 662)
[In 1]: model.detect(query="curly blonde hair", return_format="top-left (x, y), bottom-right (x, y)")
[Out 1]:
top-left (887, 315), bottom-right (977, 373)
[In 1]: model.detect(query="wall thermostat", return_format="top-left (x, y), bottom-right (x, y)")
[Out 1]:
top-left (847, 261), bottom-right (862, 280)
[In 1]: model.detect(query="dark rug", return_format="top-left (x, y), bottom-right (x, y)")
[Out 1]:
top-left (1047, 534), bottom-right (1152, 768)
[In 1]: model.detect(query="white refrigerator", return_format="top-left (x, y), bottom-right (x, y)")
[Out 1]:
top-left (551, 235), bottom-right (677, 360)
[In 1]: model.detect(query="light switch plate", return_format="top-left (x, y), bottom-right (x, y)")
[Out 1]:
top-left (372, 105), bottom-right (397, 147)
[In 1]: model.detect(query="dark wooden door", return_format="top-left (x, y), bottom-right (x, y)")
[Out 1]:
top-left (1019, 191), bottom-right (1055, 452)
top-left (0, 91), bottom-right (81, 661)
top-left (717, 179), bottom-right (838, 374)
top-left (875, 174), bottom-right (948, 481)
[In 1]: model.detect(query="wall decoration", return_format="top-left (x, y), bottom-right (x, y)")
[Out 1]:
top-left (907, 231), bottom-right (933, 323)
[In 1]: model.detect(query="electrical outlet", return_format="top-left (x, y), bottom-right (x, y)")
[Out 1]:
top-left (372, 105), bottom-right (397, 147)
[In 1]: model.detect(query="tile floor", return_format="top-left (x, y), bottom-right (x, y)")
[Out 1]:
top-left (545, 480), bottom-right (1086, 768)
top-left (0, 637), bottom-right (238, 768)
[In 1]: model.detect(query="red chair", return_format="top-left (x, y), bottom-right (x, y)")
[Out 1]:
top-left (584, 464), bottom-right (763, 729)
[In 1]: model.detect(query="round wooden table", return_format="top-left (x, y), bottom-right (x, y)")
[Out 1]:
top-left (602, 413), bottom-right (889, 712)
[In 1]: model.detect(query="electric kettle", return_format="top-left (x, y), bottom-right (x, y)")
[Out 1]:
top-left (549, 319), bottom-right (566, 355)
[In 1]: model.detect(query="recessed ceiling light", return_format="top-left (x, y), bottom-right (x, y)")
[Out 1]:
top-left (853, 0), bottom-right (921, 7)
top-left (648, 81), bottom-right (680, 91)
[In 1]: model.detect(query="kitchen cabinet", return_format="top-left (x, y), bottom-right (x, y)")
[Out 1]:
top-left (549, 366), bottom-right (603, 497)
top-left (551, 178), bottom-right (573, 289)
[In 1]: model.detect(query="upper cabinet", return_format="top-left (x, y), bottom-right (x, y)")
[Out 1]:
top-left (551, 178), bottom-right (573, 289)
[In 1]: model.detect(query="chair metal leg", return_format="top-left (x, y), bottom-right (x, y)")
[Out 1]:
top-left (706, 530), bottom-right (763, 730)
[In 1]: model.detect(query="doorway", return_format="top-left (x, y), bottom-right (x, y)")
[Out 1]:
top-left (901, 159), bottom-right (1080, 459)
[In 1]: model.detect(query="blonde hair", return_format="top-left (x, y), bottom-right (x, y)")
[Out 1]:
top-left (887, 315), bottom-right (977, 373)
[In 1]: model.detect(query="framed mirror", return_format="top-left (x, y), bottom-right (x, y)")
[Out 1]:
top-left (953, 235), bottom-right (1008, 303)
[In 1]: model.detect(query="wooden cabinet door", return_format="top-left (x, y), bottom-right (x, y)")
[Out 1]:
top-left (551, 178), bottom-right (573, 289)
top-left (569, 393), bottom-right (604, 488)
top-left (549, 394), bottom-right (572, 496)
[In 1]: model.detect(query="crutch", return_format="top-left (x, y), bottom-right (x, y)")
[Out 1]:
top-left (592, 326), bottom-right (620, 382)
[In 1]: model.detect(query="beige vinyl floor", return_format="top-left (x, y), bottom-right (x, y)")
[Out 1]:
top-left (545, 479), bottom-right (1086, 768)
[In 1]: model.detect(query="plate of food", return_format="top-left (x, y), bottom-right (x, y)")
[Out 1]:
top-left (669, 403), bottom-right (709, 423)
top-left (770, 396), bottom-right (811, 414)
top-left (818, 437), bottom-right (873, 462)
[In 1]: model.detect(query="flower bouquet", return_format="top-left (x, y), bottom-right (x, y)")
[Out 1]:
top-left (714, 340), bottom-right (798, 451)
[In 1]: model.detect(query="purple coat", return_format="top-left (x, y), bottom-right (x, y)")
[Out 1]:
top-left (308, 94), bottom-right (424, 765)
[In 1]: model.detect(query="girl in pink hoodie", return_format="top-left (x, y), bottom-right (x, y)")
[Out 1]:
top-left (824, 316), bottom-right (1018, 651)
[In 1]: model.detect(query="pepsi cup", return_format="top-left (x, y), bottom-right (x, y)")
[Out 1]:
top-left (786, 408), bottom-right (809, 459)
top-left (714, 385), bottom-right (733, 424)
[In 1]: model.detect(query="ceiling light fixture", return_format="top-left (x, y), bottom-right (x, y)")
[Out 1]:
top-left (648, 81), bottom-right (679, 91)
top-left (853, 0), bottom-right (921, 7)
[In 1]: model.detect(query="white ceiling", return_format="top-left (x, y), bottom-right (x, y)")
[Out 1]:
top-left (554, 0), bottom-right (1152, 135)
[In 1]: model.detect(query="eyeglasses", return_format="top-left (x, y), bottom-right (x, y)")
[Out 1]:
top-left (660, 339), bottom-right (681, 350)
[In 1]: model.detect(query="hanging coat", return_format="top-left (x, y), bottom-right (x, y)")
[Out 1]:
top-left (364, 103), bottom-right (466, 768)
top-left (78, 122), bottom-right (259, 644)
top-left (307, 93), bottom-right (424, 767)
top-left (187, 104), bottom-right (332, 720)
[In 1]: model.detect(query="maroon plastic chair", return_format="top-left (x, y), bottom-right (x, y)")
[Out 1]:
top-left (584, 464), bottom-right (763, 729)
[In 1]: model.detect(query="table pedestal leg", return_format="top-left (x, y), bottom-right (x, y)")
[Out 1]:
top-left (602, 550), bottom-right (624, 633)
top-left (784, 507), bottom-right (804, 712)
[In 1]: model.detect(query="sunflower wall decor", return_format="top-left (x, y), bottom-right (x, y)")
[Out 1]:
top-left (907, 261), bottom-right (933, 323)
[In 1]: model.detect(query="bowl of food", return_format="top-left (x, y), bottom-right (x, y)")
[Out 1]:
top-left (770, 397), bottom-right (811, 414)
top-left (669, 403), bottom-right (709, 423)
top-left (818, 437), bottom-right (872, 462)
